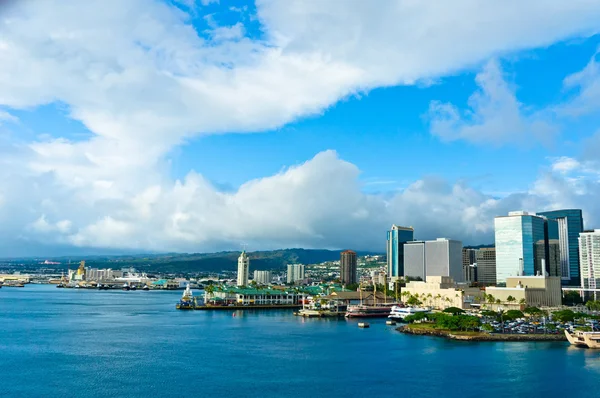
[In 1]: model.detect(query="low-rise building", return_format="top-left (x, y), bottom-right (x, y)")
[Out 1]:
top-left (484, 276), bottom-right (561, 310)
top-left (401, 276), bottom-right (484, 310)
top-left (207, 287), bottom-right (298, 305)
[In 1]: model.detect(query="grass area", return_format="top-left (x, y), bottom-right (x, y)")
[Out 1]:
top-left (405, 323), bottom-right (486, 337)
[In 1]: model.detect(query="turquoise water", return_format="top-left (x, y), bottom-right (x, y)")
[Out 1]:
top-left (1, 285), bottom-right (599, 398)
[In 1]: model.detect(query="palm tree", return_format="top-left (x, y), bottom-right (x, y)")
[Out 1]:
top-left (519, 298), bottom-right (526, 306)
top-left (507, 295), bottom-right (516, 308)
top-left (435, 294), bottom-right (442, 308)
top-left (487, 294), bottom-right (495, 304)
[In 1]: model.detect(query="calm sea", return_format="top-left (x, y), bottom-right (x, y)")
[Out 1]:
top-left (1, 285), bottom-right (599, 398)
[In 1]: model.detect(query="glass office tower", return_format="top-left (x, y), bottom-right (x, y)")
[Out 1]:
top-left (494, 211), bottom-right (547, 284)
top-left (386, 225), bottom-right (414, 279)
top-left (537, 209), bottom-right (584, 286)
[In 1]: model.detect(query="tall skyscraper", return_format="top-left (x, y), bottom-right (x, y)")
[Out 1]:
top-left (579, 230), bottom-right (600, 290)
top-left (386, 225), bottom-right (414, 279)
top-left (286, 264), bottom-right (305, 284)
top-left (340, 250), bottom-right (357, 285)
top-left (425, 238), bottom-right (463, 282)
top-left (237, 251), bottom-right (249, 286)
top-left (495, 211), bottom-right (560, 284)
top-left (537, 209), bottom-right (584, 285)
top-left (403, 238), bottom-right (463, 282)
top-left (476, 248), bottom-right (496, 285)
top-left (462, 248), bottom-right (477, 283)
top-left (253, 270), bottom-right (272, 285)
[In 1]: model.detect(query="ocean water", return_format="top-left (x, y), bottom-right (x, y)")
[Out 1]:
top-left (1, 285), bottom-right (599, 398)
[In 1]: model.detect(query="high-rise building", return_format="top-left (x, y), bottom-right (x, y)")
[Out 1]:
top-left (386, 225), bottom-right (414, 279)
top-left (403, 238), bottom-right (463, 282)
top-left (476, 248), bottom-right (496, 285)
top-left (537, 209), bottom-right (584, 285)
top-left (579, 230), bottom-right (600, 290)
top-left (253, 270), bottom-right (272, 285)
top-left (237, 251), bottom-right (249, 286)
top-left (340, 250), bottom-right (357, 285)
top-left (462, 248), bottom-right (477, 283)
top-left (404, 241), bottom-right (425, 280)
top-left (286, 264), bottom-right (305, 284)
top-left (494, 211), bottom-right (560, 284)
top-left (425, 238), bottom-right (463, 282)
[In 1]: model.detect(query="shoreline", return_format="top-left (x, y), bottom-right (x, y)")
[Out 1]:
top-left (397, 325), bottom-right (567, 342)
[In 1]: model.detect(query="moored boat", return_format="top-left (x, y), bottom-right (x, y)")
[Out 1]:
top-left (388, 306), bottom-right (430, 321)
top-left (345, 304), bottom-right (394, 318)
top-left (565, 330), bottom-right (600, 348)
top-left (176, 285), bottom-right (195, 310)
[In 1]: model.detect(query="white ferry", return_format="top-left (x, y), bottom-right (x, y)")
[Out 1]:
top-left (388, 306), bottom-right (429, 320)
top-left (565, 330), bottom-right (600, 348)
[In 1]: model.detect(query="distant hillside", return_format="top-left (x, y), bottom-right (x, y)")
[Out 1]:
top-left (19, 248), bottom-right (383, 274)
top-left (464, 244), bottom-right (495, 249)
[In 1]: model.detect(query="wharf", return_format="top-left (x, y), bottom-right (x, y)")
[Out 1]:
top-left (193, 304), bottom-right (302, 311)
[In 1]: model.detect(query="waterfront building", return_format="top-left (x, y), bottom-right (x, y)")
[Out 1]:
top-left (237, 251), bottom-right (249, 287)
top-left (494, 211), bottom-right (561, 284)
top-left (253, 270), bottom-right (272, 285)
top-left (484, 276), bottom-right (561, 310)
top-left (207, 287), bottom-right (298, 305)
top-left (538, 209), bottom-right (585, 286)
top-left (476, 248), bottom-right (497, 285)
top-left (579, 230), bottom-right (600, 291)
top-left (462, 248), bottom-right (477, 283)
top-left (386, 225), bottom-right (414, 280)
top-left (340, 250), bottom-right (357, 285)
top-left (286, 264), bottom-right (305, 284)
top-left (401, 276), bottom-right (484, 310)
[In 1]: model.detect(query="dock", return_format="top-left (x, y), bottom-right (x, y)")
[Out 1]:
top-left (192, 304), bottom-right (302, 311)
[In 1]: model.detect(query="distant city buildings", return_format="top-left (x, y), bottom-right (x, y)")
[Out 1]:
top-left (579, 230), bottom-right (600, 291)
top-left (237, 251), bottom-right (249, 286)
top-left (476, 248), bottom-right (497, 285)
top-left (403, 238), bottom-right (463, 282)
top-left (538, 209), bottom-right (584, 286)
top-left (494, 211), bottom-right (560, 284)
top-left (340, 250), bottom-right (357, 285)
top-left (286, 264), bottom-right (305, 284)
top-left (386, 225), bottom-right (414, 280)
top-left (253, 270), bottom-right (272, 285)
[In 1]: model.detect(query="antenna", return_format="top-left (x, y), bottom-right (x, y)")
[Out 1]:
top-left (241, 243), bottom-right (248, 252)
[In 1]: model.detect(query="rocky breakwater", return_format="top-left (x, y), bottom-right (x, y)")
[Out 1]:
top-left (397, 325), bottom-right (567, 342)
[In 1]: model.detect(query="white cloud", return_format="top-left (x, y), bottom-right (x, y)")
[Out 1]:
top-left (0, 0), bottom-right (600, 254)
top-left (428, 60), bottom-right (557, 145)
top-left (560, 50), bottom-right (600, 116)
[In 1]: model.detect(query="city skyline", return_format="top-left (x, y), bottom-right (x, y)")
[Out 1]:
top-left (1, 1), bottom-right (600, 256)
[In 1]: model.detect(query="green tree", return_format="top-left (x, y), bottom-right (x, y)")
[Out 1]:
top-left (519, 298), bottom-right (526, 306)
top-left (486, 294), bottom-right (495, 304)
top-left (442, 307), bottom-right (465, 315)
top-left (563, 290), bottom-right (584, 306)
top-left (504, 310), bottom-right (524, 321)
top-left (553, 309), bottom-right (575, 323)
top-left (506, 296), bottom-right (516, 305)
top-left (586, 300), bottom-right (600, 311)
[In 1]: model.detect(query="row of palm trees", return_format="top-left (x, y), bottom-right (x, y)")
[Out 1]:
top-left (400, 290), bottom-right (528, 310)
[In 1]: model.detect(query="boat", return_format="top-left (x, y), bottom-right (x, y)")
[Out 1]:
top-left (388, 306), bottom-right (430, 321)
top-left (56, 283), bottom-right (64, 288)
top-left (345, 304), bottom-right (394, 318)
top-left (142, 285), bottom-right (149, 291)
top-left (130, 285), bottom-right (137, 291)
top-left (565, 330), bottom-right (600, 348)
top-left (122, 283), bottom-right (130, 291)
top-left (176, 285), bottom-right (195, 310)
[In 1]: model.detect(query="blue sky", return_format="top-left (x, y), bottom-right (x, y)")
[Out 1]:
top-left (1, 0), bottom-right (600, 256)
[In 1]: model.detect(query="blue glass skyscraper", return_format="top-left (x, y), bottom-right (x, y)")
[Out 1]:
top-left (386, 225), bottom-right (414, 279)
top-left (537, 209), bottom-right (584, 286)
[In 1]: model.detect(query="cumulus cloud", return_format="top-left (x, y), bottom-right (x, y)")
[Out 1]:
top-left (560, 50), bottom-right (600, 116)
top-left (428, 60), bottom-right (558, 145)
top-left (1, 0), bottom-right (600, 255)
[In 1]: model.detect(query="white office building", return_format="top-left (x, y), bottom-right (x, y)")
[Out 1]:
top-left (237, 251), bottom-right (249, 287)
top-left (253, 270), bottom-right (272, 285)
top-left (579, 230), bottom-right (600, 290)
top-left (287, 264), bottom-right (305, 284)
top-left (403, 238), bottom-right (463, 282)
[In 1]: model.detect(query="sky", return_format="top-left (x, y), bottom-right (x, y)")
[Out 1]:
top-left (1, 0), bottom-right (600, 256)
